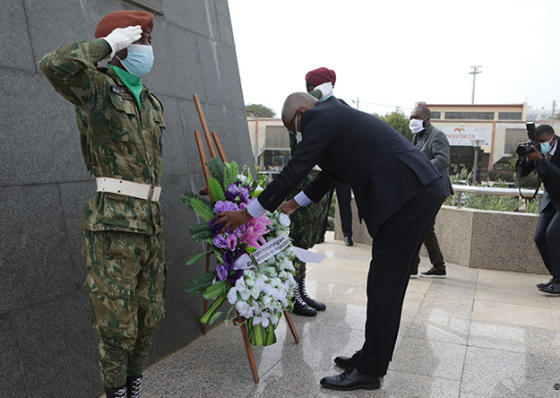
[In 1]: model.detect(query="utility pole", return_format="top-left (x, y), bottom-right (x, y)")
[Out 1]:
top-left (552, 100), bottom-right (556, 128)
top-left (352, 97), bottom-right (360, 110)
top-left (469, 65), bottom-right (482, 104)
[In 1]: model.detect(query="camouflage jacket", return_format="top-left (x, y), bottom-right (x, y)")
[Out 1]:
top-left (40, 40), bottom-right (165, 235)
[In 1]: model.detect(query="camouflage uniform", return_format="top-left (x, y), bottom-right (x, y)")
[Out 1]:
top-left (287, 131), bottom-right (332, 281)
top-left (40, 39), bottom-right (166, 388)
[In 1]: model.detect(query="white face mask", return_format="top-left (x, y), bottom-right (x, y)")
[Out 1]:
top-left (409, 118), bottom-right (425, 134)
top-left (296, 132), bottom-right (303, 143)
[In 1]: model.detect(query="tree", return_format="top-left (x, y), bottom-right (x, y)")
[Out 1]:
top-left (246, 104), bottom-right (276, 118)
top-left (374, 108), bottom-right (413, 141)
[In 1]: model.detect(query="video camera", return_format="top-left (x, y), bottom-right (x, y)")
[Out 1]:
top-left (516, 122), bottom-right (541, 157)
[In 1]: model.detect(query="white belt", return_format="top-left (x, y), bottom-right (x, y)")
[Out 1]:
top-left (96, 177), bottom-right (162, 202)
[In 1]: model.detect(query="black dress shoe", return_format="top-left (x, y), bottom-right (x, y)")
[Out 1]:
top-left (537, 278), bottom-right (554, 289)
top-left (334, 355), bottom-right (355, 370)
top-left (320, 368), bottom-right (381, 391)
top-left (345, 236), bottom-right (354, 246)
top-left (539, 282), bottom-right (560, 295)
top-left (292, 299), bottom-right (317, 316)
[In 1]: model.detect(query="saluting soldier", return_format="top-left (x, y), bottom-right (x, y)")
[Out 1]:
top-left (286, 68), bottom-right (335, 317)
top-left (41, 10), bottom-right (166, 398)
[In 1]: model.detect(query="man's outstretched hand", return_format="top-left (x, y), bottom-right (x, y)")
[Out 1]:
top-left (278, 199), bottom-right (301, 215)
top-left (216, 208), bottom-right (252, 234)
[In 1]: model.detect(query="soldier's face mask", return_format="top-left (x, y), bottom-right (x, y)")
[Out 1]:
top-left (120, 44), bottom-right (154, 78)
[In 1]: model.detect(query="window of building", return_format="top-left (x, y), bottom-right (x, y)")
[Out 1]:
top-left (265, 126), bottom-right (290, 149)
top-left (504, 128), bottom-right (528, 154)
top-left (445, 112), bottom-right (494, 120)
top-left (498, 112), bottom-right (522, 120)
top-left (263, 150), bottom-right (292, 167)
top-left (431, 111), bottom-right (441, 119)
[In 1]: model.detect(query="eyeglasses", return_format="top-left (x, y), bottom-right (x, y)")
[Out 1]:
top-left (287, 112), bottom-right (298, 134)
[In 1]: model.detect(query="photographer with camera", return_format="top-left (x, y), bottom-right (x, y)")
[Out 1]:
top-left (517, 124), bottom-right (560, 294)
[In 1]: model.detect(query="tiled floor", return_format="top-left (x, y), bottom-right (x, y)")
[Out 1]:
top-left (140, 232), bottom-right (560, 398)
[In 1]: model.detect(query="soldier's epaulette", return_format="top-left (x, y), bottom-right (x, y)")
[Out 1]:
top-left (149, 92), bottom-right (164, 114)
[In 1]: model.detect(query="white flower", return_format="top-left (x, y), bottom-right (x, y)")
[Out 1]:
top-left (252, 316), bottom-right (262, 326)
top-left (237, 174), bottom-right (248, 183)
top-left (279, 213), bottom-right (291, 227)
top-left (239, 288), bottom-right (251, 301)
top-left (250, 285), bottom-right (260, 299)
top-left (235, 301), bottom-right (250, 317)
top-left (261, 295), bottom-right (272, 308)
top-left (271, 277), bottom-right (281, 288)
top-left (270, 313), bottom-right (279, 325)
top-left (227, 287), bottom-right (238, 305)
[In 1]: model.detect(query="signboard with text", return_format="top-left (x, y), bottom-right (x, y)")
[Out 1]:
top-left (438, 126), bottom-right (492, 147)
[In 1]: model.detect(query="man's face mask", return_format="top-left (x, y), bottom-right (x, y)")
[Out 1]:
top-left (540, 136), bottom-right (554, 155)
top-left (409, 118), bottom-right (425, 134)
top-left (294, 113), bottom-right (302, 142)
top-left (119, 44), bottom-right (154, 78)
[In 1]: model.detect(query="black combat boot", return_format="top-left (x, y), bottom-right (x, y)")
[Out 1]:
top-left (127, 375), bottom-right (142, 398)
top-left (104, 385), bottom-right (127, 398)
top-left (299, 279), bottom-right (326, 311)
top-left (292, 283), bottom-right (317, 317)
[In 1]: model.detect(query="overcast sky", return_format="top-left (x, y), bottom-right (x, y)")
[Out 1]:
top-left (228, 0), bottom-right (560, 118)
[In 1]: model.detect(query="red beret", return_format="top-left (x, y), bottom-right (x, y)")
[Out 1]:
top-left (95, 10), bottom-right (154, 38)
top-left (305, 67), bottom-right (336, 86)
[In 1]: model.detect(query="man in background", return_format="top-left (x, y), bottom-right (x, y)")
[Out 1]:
top-left (409, 105), bottom-right (453, 278)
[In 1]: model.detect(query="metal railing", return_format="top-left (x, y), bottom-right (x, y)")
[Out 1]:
top-left (451, 184), bottom-right (543, 210)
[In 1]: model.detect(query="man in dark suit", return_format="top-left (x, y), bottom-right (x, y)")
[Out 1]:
top-left (518, 124), bottom-right (560, 295)
top-left (409, 105), bottom-right (454, 278)
top-left (217, 92), bottom-right (443, 390)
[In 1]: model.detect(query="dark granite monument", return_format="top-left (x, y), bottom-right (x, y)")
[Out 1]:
top-left (0, 1), bottom-right (251, 396)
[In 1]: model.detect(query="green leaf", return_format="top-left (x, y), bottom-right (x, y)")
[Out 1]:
top-left (213, 250), bottom-right (223, 264)
top-left (246, 246), bottom-right (257, 253)
top-left (181, 191), bottom-right (198, 208)
top-left (203, 280), bottom-right (229, 299)
top-left (206, 158), bottom-right (224, 186)
top-left (192, 230), bottom-right (213, 241)
top-left (190, 197), bottom-right (215, 222)
top-left (190, 222), bottom-right (212, 235)
top-left (208, 177), bottom-right (225, 202)
top-left (185, 250), bottom-right (213, 266)
top-left (229, 161), bottom-right (239, 183)
top-left (184, 271), bottom-right (216, 294)
top-left (199, 291), bottom-right (228, 324)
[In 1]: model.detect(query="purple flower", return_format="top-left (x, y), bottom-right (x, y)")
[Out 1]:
top-left (226, 234), bottom-right (238, 251)
top-left (216, 264), bottom-right (227, 281)
top-left (226, 269), bottom-right (244, 284)
top-left (240, 189), bottom-right (250, 204)
top-left (224, 183), bottom-right (243, 201)
top-left (213, 235), bottom-right (227, 249)
top-left (223, 251), bottom-right (235, 271)
top-left (214, 200), bottom-right (239, 214)
top-left (233, 248), bottom-right (246, 259)
top-left (209, 217), bottom-right (226, 237)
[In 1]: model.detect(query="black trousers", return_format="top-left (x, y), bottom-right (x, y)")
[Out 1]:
top-left (411, 215), bottom-right (445, 273)
top-left (534, 202), bottom-right (560, 279)
top-left (336, 181), bottom-right (353, 238)
top-left (354, 178), bottom-right (444, 377)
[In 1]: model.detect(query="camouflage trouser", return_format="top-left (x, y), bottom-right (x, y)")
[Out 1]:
top-left (287, 170), bottom-right (332, 281)
top-left (81, 229), bottom-right (166, 389)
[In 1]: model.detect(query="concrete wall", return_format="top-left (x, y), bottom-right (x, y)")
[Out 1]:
top-left (0, 1), bottom-right (252, 397)
top-left (335, 203), bottom-right (548, 275)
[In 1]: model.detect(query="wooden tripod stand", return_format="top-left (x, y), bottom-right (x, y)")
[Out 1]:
top-left (192, 94), bottom-right (300, 383)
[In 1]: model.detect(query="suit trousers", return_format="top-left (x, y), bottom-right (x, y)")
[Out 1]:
top-left (354, 178), bottom-right (443, 377)
top-left (336, 181), bottom-right (353, 238)
top-left (534, 202), bottom-right (560, 279)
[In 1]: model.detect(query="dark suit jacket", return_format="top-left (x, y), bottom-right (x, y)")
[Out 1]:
top-left (258, 97), bottom-right (442, 237)
top-left (413, 125), bottom-right (454, 197)
top-left (519, 136), bottom-right (560, 212)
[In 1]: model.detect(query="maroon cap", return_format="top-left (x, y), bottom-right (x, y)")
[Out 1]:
top-left (305, 67), bottom-right (336, 86)
top-left (95, 10), bottom-right (154, 38)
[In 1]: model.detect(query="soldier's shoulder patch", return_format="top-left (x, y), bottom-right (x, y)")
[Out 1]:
top-left (111, 86), bottom-right (120, 94)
